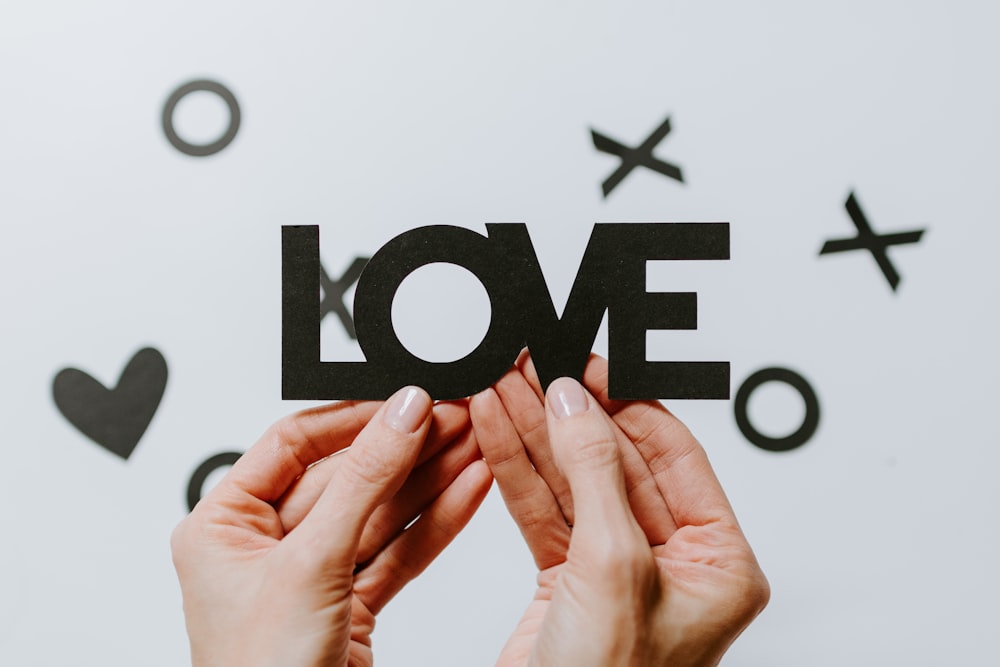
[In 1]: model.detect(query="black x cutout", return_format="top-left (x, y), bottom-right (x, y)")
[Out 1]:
top-left (819, 191), bottom-right (925, 292)
top-left (320, 257), bottom-right (369, 339)
top-left (591, 115), bottom-right (684, 197)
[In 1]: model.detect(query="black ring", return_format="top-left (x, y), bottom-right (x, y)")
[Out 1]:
top-left (734, 367), bottom-right (820, 452)
top-left (162, 79), bottom-right (241, 157)
top-left (186, 451), bottom-right (243, 511)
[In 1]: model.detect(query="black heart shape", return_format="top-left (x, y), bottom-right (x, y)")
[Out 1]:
top-left (52, 347), bottom-right (168, 460)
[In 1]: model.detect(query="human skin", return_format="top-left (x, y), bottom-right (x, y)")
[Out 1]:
top-left (469, 355), bottom-right (770, 666)
top-left (170, 386), bottom-right (492, 667)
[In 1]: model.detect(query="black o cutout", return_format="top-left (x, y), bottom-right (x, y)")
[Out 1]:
top-left (734, 367), bottom-right (819, 452)
top-left (162, 79), bottom-right (241, 157)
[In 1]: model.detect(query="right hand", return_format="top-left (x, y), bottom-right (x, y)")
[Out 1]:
top-left (470, 356), bottom-right (769, 666)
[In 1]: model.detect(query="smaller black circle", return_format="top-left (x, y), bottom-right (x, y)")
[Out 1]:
top-left (162, 79), bottom-right (241, 157)
top-left (186, 451), bottom-right (243, 511)
top-left (734, 367), bottom-right (820, 452)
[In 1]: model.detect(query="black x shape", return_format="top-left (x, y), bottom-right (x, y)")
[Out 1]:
top-left (591, 116), bottom-right (684, 197)
top-left (819, 191), bottom-right (925, 291)
top-left (320, 257), bottom-right (369, 339)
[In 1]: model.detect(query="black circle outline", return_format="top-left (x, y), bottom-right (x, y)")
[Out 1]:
top-left (162, 79), bottom-right (241, 157)
top-left (734, 367), bottom-right (820, 452)
top-left (186, 451), bottom-right (243, 511)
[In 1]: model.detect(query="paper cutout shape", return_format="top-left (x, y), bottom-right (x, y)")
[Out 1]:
top-left (592, 115), bottom-right (684, 197)
top-left (52, 347), bottom-right (168, 459)
top-left (819, 191), bottom-right (926, 292)
top-left (734, 367), bottom-right (820, 452)
top-left (320, 256), bottom-right (369, 339)
top-left (162, 79), bottom-right (241, 157)
top-left (283, 223), bottom-right (730, 401)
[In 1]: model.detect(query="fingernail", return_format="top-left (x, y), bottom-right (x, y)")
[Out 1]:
top-left (384, 386), bottom-right (429, 433)
top-left (548, 377), bottom-right (589, 419)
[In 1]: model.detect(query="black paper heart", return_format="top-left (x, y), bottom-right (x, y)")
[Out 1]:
top-left (52, 347), bottom-right (168, 460)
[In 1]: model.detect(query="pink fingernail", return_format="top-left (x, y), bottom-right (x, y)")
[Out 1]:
top-left (384, 386), bottom-right (429, 433)
top-left (548, 377), bottom-right (589, 419)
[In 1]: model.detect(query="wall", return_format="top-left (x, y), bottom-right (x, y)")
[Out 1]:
top-left (2, 2), bottom-right (997, 664)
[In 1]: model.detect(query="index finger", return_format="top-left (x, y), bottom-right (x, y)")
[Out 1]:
top-left (516, 353), bottom-right (677, 542)
top-left (214, 400), bottom-right (381, 504)
top-left (274, 400), bottom-right (471, 530)
top-left (581, 355), bottom-right (739, 529)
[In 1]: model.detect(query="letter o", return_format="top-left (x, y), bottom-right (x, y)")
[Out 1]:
top-left (734, 367), bottom-right (820, 452)
top-left (162, 79), bottom-right (241, 157)
top-left (353, 225), bottom-right (524, 399)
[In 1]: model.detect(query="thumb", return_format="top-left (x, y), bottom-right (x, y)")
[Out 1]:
top-left (545, 377), bottom-right (640, 545)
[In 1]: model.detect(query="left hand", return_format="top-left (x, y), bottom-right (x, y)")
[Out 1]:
top-left (171, 387), bottom-right (492, 667)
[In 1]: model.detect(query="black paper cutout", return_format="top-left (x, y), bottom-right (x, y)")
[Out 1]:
top-left (592, 115), bottom-right (684, 197)
top-left (498, 223), bottom-right (730, 399)
top-left (819, 191), bottom-right (926, 291)
top-left (353, 225), bottom-right (527, 397)
top-left (320, 256), bottom-right (369, 339)
top-left (284, 224), bottom-right (730, 401)
top-left (162, 79), bottom-right (241, 157)
top-left (734, 367), bottom-right (819, 452)
top-left (186, 451), bottom-right (243, 511)
top-left (52, 347), bottom-right (168, 460)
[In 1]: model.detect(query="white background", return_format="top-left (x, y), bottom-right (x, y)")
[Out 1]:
top-left (2, 2), bottom-right (998, 664)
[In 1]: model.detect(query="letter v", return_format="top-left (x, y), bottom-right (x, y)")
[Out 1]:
top-left (487, 224), bottom-right (613, 392)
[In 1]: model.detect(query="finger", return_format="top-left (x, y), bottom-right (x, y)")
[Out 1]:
top-left (545, 376), bottom-right (658, 611)
top-left (280, 386), bottom-right (433, 572)
top-left (520, 354), bottom-right (676, 542)
top-left (354, 460), bottom-right (493, 615)
top-left (470, 386), bottom-right (570, 570)
top-left (580, 353), bottom-right (640, 417)
top-left (275, 401), bottom-right (470, 532)
top-left (545, 378), bottom-right (638, 534)
top-left (355, 424), bottom-right (480, 564)
top-left (493, 365), bottom-right (575, 524)
top-left (209, 400), bottom-right (381, 504)
top-left (582, 355), bottom-right (740, 530)
top-left (513, 347), bottom-right (545, 401)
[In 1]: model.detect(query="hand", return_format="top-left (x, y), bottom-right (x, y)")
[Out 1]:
top-left (171, 387), bottom-right (493, 667)
top-left (470, 355), bottom-right (769, 666)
